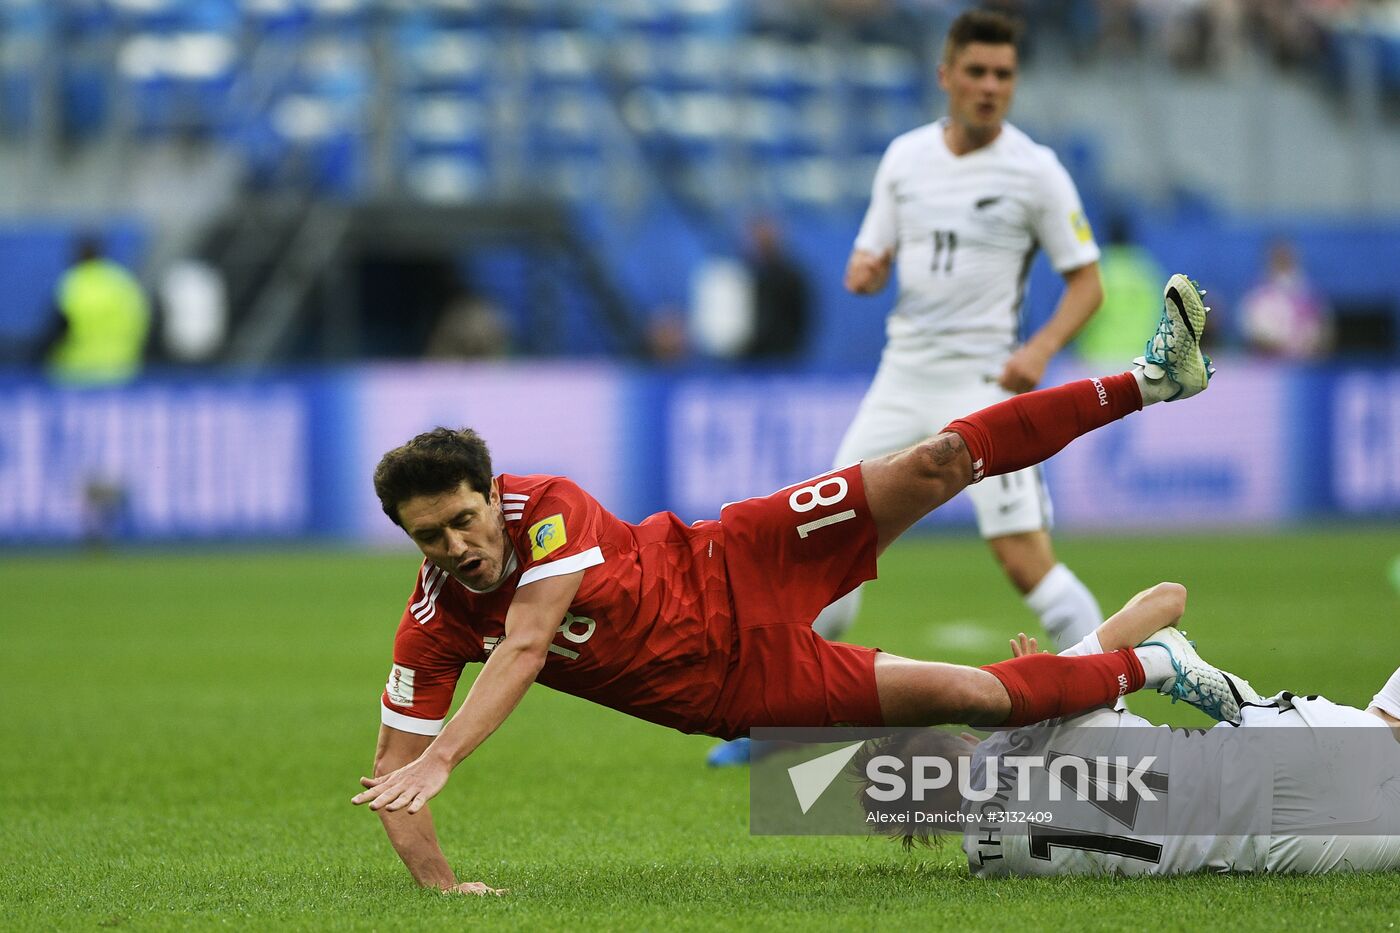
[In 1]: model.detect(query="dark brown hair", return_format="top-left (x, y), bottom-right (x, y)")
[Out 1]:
top-left (373, 427), bottom-right (493, 527)
top-left (942, 9), bottom-right (1023, 65)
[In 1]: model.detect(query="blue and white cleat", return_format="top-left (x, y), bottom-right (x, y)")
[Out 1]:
top-left (706, 737), bottom-right (752, 767)
top-left (1139, 626), bottom-right (1261, 723)
top-left (706, 737), bottom-right (784, 767)
top-left (1135, 273), bottom-right (1215, 401)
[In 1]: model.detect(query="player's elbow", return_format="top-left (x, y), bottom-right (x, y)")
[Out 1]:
top-left (1153, 582), bottom-right (1188, 617)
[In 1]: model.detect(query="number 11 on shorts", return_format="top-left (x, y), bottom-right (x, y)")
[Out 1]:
top-left (789, 476), bottom-right (858, 539)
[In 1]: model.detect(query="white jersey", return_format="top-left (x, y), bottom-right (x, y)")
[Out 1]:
top-left (855, 119), bottom-right (1100, 369)
top-left (962, 697), bottom-right (1400, 877)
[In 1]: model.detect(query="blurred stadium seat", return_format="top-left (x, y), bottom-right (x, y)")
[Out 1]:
top-left (0, 0), bottom-right (1394, 368)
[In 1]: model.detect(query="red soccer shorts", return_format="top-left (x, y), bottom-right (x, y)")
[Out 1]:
top-left (707, 462), bottom-right (885, 738)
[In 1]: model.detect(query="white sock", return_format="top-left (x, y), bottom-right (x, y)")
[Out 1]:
top-left (1024, 563), bottom-right (1104, 653)
top-left (1132, 366), bottom-right (1177, 407)
top-left (1370, 666), bottom-right (1400, 719)
top-left (1134, 645), bottom-right (1175, 690)
top-left (812, 586), bottom-right (863, 640)
top-left (1059, 630), bottom-right (1105, 658)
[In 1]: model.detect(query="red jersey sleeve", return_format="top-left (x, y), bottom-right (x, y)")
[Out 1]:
top-left (509, 477), bottom-right (608, 589)
top-left (380, 563), bottom-right (468, 735)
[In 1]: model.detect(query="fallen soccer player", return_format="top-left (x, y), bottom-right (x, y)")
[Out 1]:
top-left (849, 583), bottom-right (1400, 875)
top-left (352, 278), bottom-right (1236, 893)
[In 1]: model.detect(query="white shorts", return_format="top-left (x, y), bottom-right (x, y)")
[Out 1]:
top-left (834, 357), bottom-right (1051, 539)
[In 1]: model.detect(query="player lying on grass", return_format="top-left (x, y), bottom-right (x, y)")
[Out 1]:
top-left (852, 584), bottom-right (1400, 875)
top-left (353, 276), bottom-right (1230, 893)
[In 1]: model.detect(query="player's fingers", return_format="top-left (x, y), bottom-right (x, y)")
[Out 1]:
top-left (368, 784), bottom-right (405, 811)
top-left (351, 784), bottom-right (386, 805)
top-left (407, 794), bottom-right (426, 815)
top-left (382, 786), bottom-right (421, 812)
top-left (359, 774), bottom-right (383, 788)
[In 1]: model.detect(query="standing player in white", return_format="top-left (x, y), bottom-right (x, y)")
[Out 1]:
top-left (825, 11), bottom-right (1105, 649)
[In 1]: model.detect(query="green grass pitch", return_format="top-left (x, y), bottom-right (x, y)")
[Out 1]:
top-left (4, 528), bottom-right (1400, 930)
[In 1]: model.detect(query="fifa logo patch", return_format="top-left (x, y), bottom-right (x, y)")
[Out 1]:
top-left (387, 664), bottom-right (416, 707)
top-left (528, 513), bottom-right (568, 561)
top-left (1071, 210), bottom-right (1093, 244)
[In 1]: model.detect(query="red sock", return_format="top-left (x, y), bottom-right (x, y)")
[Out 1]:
top-left (944, 373), bottom-right (1142, 481)
top-left (981, 650), bottom-right (1146, 726)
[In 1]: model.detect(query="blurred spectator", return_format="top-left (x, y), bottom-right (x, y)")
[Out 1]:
top-left (690, 257), bottom-right (753, 359)
top-left (1074, 214), bottom-right (1165, 363)
top-left (1240, 239), bottom-right (1333, 359)
top-left (1099, 0), bottom-right (1147, 58)
top-left (425, 272), bottom-right (509, 360)
top-left (1244, 0), bottom-right (1325, 69)
top-left (646, 306), bottom-right (690, 364)
top-left (35, 234), bottom-right (152, 547)
top-left (740, 218), bottom-right (812, 360)
top-left (158, 259), bottom-right (229, 364)
top-left (38, 235), bottom-right (151, 385)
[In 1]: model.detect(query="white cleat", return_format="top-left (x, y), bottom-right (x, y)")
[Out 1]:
top-left (1139, 626), bottom-right (1261, 723)
top-left (1134, 274), bottom-right (1214, 401)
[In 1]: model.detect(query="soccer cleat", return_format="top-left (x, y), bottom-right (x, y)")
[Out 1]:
top-left (1134, 274), bottom-right (1215, 401)
top-left (1139, 626), bottom-right (1262, 723)
top-left (705, 737), bottom-right (784, 767)
top-left (706, 737), bottom-right (752, 767)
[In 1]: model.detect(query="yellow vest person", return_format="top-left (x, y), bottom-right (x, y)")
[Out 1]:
top-left (48, 247), bottom-right (151, 385)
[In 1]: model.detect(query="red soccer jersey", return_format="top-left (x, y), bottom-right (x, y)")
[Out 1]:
top-left (380, 474), bottom-right (736, 736)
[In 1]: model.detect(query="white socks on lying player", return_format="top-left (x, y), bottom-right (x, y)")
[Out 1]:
top-left (1133, 645), bottom-right (1176, 690)
top-left (1371, 666), bottom-right (1400, 719)
top-left (1059, 630), bottom-right (1105, 659)
top-left (1024, 563), bottom-right (1103, 653)
top-left (1061, 628), bottom-right (1174, 690)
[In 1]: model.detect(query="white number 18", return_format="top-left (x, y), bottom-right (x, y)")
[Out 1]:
top-left (788, 477), bottom-right (858, 539)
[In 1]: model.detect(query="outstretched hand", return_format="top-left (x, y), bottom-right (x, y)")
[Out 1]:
top-left (353, 755), bottom-right (451, 815)
top-left (1008, 632), bottom-right (1048, 659)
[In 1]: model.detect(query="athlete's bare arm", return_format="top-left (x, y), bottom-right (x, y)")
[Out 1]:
top-left (1366, 703), bottom-right (1400, 741)
top-left (353, 570), bottom-right (584, 818)
top-left (845, 247), bottom-right (894, 295)
top-left (1096, 582), bottom-right (1186, 650)
top-left (999, 261), bottom-right (1103, 393)
top-left (370, 726), bottom-right (457, 888)
top-left (368, 726), bottom-right (507, 895)
top-left (1009, 582), bottom-right (1187, 658)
